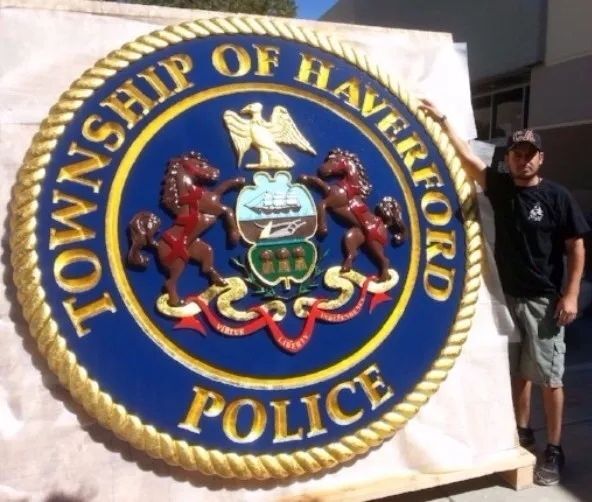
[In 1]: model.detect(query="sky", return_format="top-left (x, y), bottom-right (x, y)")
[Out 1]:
top-left (296, 0), bottom-right (337, 20)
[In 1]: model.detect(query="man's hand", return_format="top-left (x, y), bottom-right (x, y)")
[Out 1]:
top-left (559, 236), bottom-right (586, 326)
top-left (555, 294), bottom-right (578, 326)
top-left (417, 98), bottom-right (446, 122)
top-left (417, 98), bottom-right (487, 188)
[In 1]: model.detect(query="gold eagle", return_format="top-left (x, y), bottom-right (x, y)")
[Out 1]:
top-left (223, 103), bottom-right (316, 169)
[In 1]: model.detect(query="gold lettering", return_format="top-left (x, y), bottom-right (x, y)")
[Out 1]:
top-left (354, 364), bottom-right (394, 410)
top-left (50, 191), bottom-right (97, 250)
top-left (295, 53), bottom-right (334, 90)
top-left (138, 65), bottom-right (174, 103)
top-left (326, 381), bottom-right (363, 426)
top-left (212, 44), bottom-right (251, 77)
top-left (421, 191), bottom-right (452, 226)
top-left (81, 117), bottom-right (125, 153)
top-left (377, 110), bottom-right (410, 146)
top-left (253, 44), bottom-right (280, 76)
top-left (57, 142), bottom-right (111, 192)
top-left (178, 386), bottom-right (225, 434)
top-left (394, 133), bottom-right (429, 169)
top-left (411, 163), bottom-right (443, 189)
top-left (222, 398), bottom-right (267, 444)
top-left (62, 293), bottom-right (116, 337)
top-left (54, 248), bottom-right (101, 294)
top-left (157, 54), bottom-right (194, 93)
top-left (424, 262), bottom-right (456, 301)
top-left (300, 393), bottom-right (327, 438)
top-left (100, 79), bottom-right (156, 129)
top-left (426, 229), bottom-right (456, 261)
top-left (271, 399), bottom-right (303, 443)
top-left (361, 86), bottom-right (390, 117)
top-left (333, 77), bottom-right (360, 109)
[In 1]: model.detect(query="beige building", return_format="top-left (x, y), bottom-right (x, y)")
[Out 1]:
top-left (322, 0), bottom-right (592, 218)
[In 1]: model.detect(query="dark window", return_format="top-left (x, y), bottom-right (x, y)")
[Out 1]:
top-left (472, 73), bottom-right (530, 141)
top-left (493, 88), bottom-right (528, 138)
top-left (473, 95), bottom-right (492, 140)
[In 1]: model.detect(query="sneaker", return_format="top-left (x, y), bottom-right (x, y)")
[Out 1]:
top-left (517, 426), bottom-right (536, 451)
top-left (534, 444), bottom-right (565, 486)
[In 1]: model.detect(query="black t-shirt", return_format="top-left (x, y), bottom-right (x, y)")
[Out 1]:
top-left (485, 169), bottom-right (590, 297)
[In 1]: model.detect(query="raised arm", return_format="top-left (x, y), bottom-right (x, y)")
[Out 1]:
top-left (418, 99), bottom-right (487, 189)
top-left (555, 237), bottom-right (586, 325)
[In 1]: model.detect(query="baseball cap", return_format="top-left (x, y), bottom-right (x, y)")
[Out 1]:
top-left (506, 129), bottom-right (543, 151)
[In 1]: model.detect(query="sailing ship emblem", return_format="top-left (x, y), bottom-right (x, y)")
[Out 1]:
top-left (236, 171), bottom-right (318, 288)
top-left (246, 188), bottom-right (302, 215)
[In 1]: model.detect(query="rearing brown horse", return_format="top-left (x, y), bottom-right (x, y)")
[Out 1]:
top-left (127, 152), bottom-right (244, 305)
top-left (300, 149), bottom-right (406, 281)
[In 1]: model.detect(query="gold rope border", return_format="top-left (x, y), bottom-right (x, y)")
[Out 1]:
top-left (9, 15), bottom-right (482, 479)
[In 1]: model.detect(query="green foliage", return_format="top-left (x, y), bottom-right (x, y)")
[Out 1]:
top-left (231, 256), bottom-right (280, 299)
top-left (230, 250), bottom-right (328, 301)
top-left (117, 0), bottom-right (297, 17)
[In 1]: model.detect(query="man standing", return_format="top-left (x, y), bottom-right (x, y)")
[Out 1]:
top-left (419, 99), bottom-right (589, 486)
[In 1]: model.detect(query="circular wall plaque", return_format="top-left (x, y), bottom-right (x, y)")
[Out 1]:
top-left (10, 16), bottom-right (481, 479)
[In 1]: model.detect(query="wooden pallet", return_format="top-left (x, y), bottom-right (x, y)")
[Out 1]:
top-left (281, 447), bottom-right (536, 502)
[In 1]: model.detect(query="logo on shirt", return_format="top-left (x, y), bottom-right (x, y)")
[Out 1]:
top-left (528, 202), bottom-right (544, 222)
top-left (10, 17), bottom-right (481, 479)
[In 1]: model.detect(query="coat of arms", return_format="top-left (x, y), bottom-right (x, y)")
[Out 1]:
top-left (236, 171), bottom-right (318, 289)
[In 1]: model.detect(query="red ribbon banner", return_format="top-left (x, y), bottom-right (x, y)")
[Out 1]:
top-left (175, 279), bottom-right (392, 353)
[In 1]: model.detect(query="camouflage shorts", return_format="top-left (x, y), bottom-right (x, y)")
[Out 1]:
top-left (506, 294), bottom-right (566, 387)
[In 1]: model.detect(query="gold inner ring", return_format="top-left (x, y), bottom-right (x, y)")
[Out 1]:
top-left (105, 83), bottom-right (421, 390)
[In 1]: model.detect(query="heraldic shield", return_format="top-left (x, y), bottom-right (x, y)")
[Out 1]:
top-left (9, 16), bottom-right (481, 479)
top-left (236, 171), bottom-right (318, 290)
